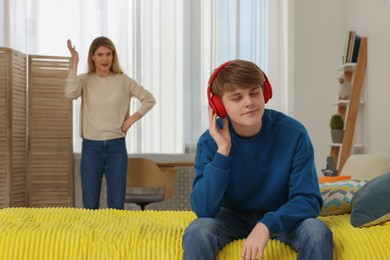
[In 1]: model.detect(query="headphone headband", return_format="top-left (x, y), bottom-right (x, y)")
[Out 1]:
top-left (207, 61), bottom-right (232, 88)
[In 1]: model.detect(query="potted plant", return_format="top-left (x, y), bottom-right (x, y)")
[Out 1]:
top-left (330, 114), bottom-right (344, 143)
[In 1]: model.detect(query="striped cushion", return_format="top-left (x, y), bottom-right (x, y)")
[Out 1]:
top-left (320, 179), bottom-right (368, 216)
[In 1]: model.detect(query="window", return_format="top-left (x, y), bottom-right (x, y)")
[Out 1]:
top-left (0, 0), bottom-right (291, 154)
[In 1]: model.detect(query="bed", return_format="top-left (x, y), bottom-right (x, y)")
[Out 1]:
top-left (0, 207), bottom-right (389, 260)
top-left (0, 154), bottom-right (389, 259)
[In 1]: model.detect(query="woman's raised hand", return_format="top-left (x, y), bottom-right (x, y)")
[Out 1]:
top-left (67, 39), bottom-right (79, 69)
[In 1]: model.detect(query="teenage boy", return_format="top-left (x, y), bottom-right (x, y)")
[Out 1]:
top-left (182, 60), bottom-right (333, 260)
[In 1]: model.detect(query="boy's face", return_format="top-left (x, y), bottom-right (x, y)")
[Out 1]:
top-left (221, 85), bottom-right (265, 135)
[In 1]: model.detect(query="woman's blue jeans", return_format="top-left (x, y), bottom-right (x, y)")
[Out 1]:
top-left (182, 207), bottom-right (333, 260)
top-left (80, 137), bottom-right (128, 210)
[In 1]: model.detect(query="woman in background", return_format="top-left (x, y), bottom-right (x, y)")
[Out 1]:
top-left (65, 36), bottom-right (156, 209)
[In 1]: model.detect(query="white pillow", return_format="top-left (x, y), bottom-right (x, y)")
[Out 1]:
top-left (341, 154), bottom-right (390, 178)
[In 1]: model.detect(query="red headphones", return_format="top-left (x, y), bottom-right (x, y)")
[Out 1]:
top-left (207, 61), bottom-right (273, 118)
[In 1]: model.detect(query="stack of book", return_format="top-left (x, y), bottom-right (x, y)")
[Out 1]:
top-left (342, 30), bottom-right (361, 64)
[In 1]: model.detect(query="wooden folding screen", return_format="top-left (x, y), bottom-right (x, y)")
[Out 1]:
top-left (27, 55), bottom-right (73, 207)
top-left (0, 48), bottom-right (27, 208)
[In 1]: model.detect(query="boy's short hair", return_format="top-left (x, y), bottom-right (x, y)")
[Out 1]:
top-left (211, 59), bottom-right (265, 97)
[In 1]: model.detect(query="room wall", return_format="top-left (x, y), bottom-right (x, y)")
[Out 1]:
top-left (293, 0), bottom-right (390, 174)
top-left (344, 0), bottom-right (390, 155)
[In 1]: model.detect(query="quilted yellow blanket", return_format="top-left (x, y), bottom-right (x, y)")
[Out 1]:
top-left (0, 208), bottom-right (389, 259)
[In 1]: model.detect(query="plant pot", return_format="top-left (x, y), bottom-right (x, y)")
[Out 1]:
top-left (331, 129), bottom-right (344, 143)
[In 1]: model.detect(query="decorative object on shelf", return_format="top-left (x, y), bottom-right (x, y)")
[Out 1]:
top-left (326, 156), bottom-right (336, 170)
top-left (322, 169), bottom-right (338, 177)
top-left (337, 74), bottom-right (352, 99)
top-left (322, 156), bottom-right (338, 176)
top-left (330, 114), bottom-right (344, 143)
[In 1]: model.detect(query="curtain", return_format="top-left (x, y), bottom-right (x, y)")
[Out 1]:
top-left (200, 0), bottom-right (270, 135)
top-left (0, 0), bottom-right (292, 154)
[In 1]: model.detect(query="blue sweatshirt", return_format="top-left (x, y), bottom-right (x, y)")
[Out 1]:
top-left (190, 109), bottom-right (322, 235)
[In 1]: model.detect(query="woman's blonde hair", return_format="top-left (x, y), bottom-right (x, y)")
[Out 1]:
top-left (87, 36), bottom-right (123, 74)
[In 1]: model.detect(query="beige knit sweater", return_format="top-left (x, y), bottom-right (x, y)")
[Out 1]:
top-left (65, 69), bottom-right (156, 140)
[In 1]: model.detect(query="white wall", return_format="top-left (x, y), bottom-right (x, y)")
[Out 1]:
top-left (294, 0), bottom-right (390, 174)
top-left (344, 0), bottom-right (390, 155)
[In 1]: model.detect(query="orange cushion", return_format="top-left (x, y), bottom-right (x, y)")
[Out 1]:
top-left (318, 175), bottom-right (351, 184)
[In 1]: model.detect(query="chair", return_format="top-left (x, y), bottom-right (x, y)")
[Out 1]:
top-left (125, 157), bottom-right (176, 210)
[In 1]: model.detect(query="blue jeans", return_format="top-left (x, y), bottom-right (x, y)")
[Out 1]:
top-left (80, 137), bottom-right (128, 210)
top-left (182, 207), bottom-right (333, 260)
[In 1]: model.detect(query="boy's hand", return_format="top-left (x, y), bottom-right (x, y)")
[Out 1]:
top-left (240, 223), bottom-right (269, 260)
top-left (208, 107), bottom-right (231, 156)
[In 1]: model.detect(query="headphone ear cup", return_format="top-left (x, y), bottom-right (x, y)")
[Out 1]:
top-left (262, 73), bottom-right (273, 104)
top-left (210, 95), bottom-right (227, 118)
top-left (207, 65), bottom-right (229, 118)
top-left (208, 93), bottom-right (218, 115)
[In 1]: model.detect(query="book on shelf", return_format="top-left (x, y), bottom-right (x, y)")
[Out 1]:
top-left (346, 31), bottom-right (355, 63)
top-left (342, 30), bottom-right (362, 64)
top-left (351, 35), bottom-right (361, 63)
top-left (343, 30), bottom-right (353, 64)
